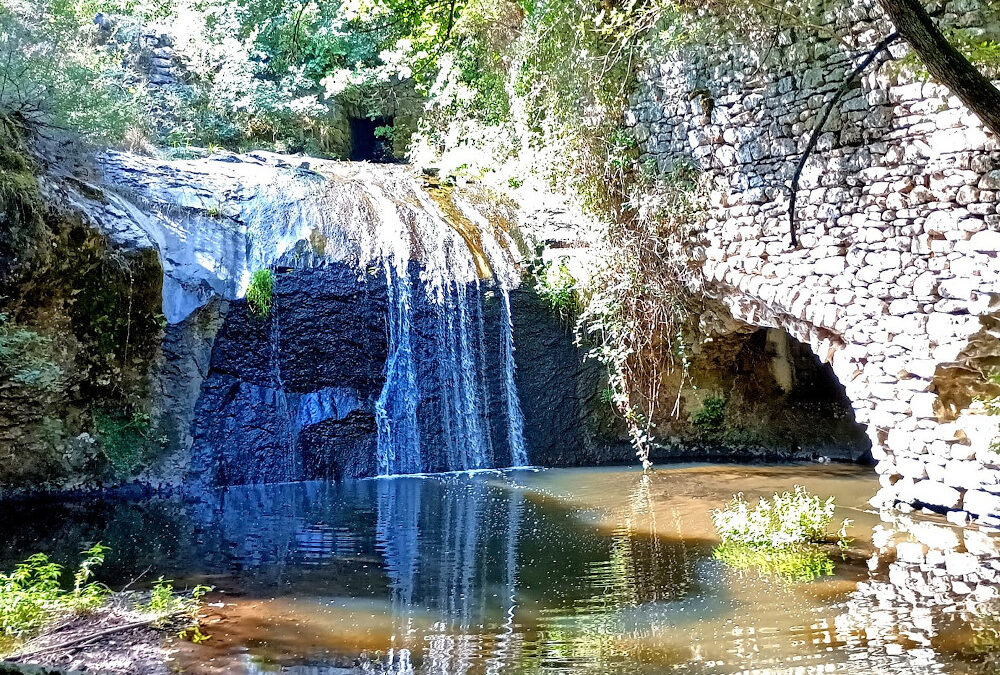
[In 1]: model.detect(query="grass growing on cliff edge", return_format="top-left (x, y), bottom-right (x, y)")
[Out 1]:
top-left (711, 486), bottom-right (849, 582)
top-left (246, 269), bottom-right (275, 318)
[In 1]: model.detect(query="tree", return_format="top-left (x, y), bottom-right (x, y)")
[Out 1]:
top-left (878, 0), bottom-right (1000, 136)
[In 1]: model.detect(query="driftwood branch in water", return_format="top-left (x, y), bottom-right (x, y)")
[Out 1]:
top-left (878, 0), bottom-right (1000, 137)
top-left (787, 32), bottom-right (900, 247)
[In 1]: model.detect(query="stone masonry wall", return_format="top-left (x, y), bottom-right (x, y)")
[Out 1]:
top-left (628, 0), bottom-right (1000, 520)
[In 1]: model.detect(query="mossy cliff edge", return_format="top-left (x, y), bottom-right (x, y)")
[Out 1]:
top-left (0, 117), bottom-right (166, 495)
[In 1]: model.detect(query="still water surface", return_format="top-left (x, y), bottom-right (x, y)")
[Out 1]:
top-left (1, 464), bottom-right (997, 673)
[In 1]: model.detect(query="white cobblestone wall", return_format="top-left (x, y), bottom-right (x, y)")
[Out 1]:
top-left (628, 0), bottom-right (1000, 519)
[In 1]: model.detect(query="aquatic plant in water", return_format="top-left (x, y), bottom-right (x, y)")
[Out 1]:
top-left (711, 486), bottom-right (846, 581)
top-left (712, 541), bottom-right (834, 581)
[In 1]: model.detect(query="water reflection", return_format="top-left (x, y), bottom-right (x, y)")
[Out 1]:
top-left (837, 514), bottom-right (1000, 673)
top-left (1, 466), bottom-right (998, 673)
top-left (366, 474), bottom-right (693, 674)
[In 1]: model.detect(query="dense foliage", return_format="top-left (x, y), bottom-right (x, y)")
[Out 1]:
top-left (0, 0), bottom-right (148, 144)
top-left (6, 0), bottom-right (1000, 471)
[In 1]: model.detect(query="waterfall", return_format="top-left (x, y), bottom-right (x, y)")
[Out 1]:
top-left (376, 264), bottom-right (422, 476)
top-left (453, 280), bottom-right (492, 470)
top-left (500, 288), bottom-right (528, 467)
top-left (140, 154), bottom-right (533, 481)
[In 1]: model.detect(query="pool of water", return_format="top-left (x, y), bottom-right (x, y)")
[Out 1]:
top-left (1, 464), bottom-right (997, 673)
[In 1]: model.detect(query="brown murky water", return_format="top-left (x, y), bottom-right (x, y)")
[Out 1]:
top-left (2, 464), bottom-right (998, 673)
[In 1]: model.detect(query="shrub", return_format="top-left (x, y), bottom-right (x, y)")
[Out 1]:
top-left (712, 486), bottom-right (835, 548)
top-left (692, 396), bottom-right (726, 432)
top-left (711, 487), bottom-right (849, 582)
top-left (0, 544), bottom-right (110, 640)
top-left (246, 269), bottom-right (275, 318)
top-left (536, 258), bottom-right (578, 320)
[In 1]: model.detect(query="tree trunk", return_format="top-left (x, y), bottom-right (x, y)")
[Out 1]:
top-left (878, 0), bottom-right (1000, 137)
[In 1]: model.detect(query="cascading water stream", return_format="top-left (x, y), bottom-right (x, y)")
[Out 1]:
top-left (376, 264), bottom-right (422, 476)
top-left (500, 288), bottom-right (528, 467)
top-left (268, 289), bottom-right (300, 480)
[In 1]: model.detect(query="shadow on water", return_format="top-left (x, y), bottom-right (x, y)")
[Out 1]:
top-left (0, 465), bottom-right (998, 674)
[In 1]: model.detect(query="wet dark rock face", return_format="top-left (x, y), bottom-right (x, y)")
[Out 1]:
top-left (509, 290), bottom-right (632, 467)
top-left (190, 265), bottom-right (388, 484)
top-left (188, 266), bottom-right (628, 485)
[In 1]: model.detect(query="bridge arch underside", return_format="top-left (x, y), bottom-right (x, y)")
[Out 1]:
top-left (704, 285), bottom-right (1000, 523)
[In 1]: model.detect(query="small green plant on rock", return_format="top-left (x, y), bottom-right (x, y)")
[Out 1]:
top-left (246, 269), bottom-right (276, 318)
top-left (692, 395), bottom-right (726, 432)
top-left (711, 486), bottom-right (848, 582)
top-left (94, 409), bottom-right (154, 477)
top-left (535, 258), bottom-right (578, 320)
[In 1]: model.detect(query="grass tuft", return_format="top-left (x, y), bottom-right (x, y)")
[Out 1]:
top-left (246, 269), bottom-right (275, 318)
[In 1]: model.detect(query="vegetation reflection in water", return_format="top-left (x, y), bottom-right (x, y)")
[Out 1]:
top-left (0, 464), bottom-right (998, 673)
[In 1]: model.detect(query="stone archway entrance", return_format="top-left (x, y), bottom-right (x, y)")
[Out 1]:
top-left (701, 280), bottom-right (1000, 522)
top-left (651, 321), bottom-right (870, 464)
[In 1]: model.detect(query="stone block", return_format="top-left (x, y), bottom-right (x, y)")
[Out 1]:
top-left (912, 480), bottom-right (961, 508)
top-left (964, 489), bottom-right (1000, 516)
top-left (969, 229), bottom-right (1000, 253)
top-left (896, 541), bottom-right (927, 564)
top-left (944, 551), bottom-right (979, 576)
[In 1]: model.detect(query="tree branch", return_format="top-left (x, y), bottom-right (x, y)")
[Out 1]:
top-left (788, 32), bottom-right (900, 247)
top-left (8, 611), bottom-right (186, 661)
